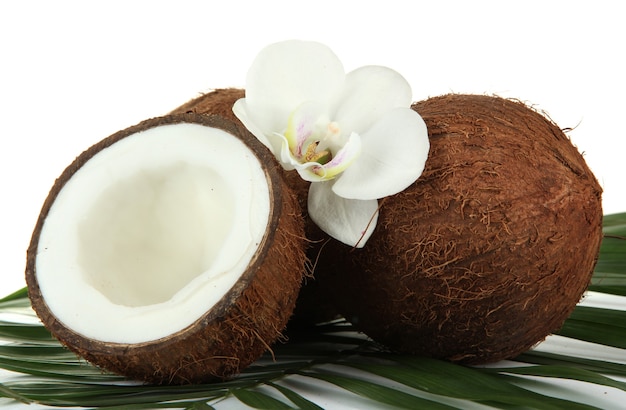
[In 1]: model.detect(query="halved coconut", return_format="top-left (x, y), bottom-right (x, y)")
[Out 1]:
top-left (25, 114), bottom-right (306, 384)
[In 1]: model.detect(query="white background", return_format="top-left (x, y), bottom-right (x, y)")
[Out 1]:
top-left (0, 1), bottom-right (625, 407)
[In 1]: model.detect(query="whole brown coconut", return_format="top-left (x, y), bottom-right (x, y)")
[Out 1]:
top-left (315, 94), bottom-right (603, 364)
top-left (26, 113), bottom-right (306, 384)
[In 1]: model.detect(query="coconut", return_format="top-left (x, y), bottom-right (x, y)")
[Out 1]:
top-left (25, 113), bottom-right (306, 384)
top-left (314, 94), bottom-right (603, 364)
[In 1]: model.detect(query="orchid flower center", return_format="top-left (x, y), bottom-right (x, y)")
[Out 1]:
top-left (281, 102), bottom-right (361, 181)
top-left (300, 121), bottom-right (339, 164)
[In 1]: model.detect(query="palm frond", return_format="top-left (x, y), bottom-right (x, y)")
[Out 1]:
top-left (589, 213), bottom-right (626, 296)
top-left (556, 306), bottom-right (626, 348)
top-left (1, 213), bottom-right (625, 409)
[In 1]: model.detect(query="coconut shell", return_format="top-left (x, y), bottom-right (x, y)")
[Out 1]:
top-left (25, 114), bottom-right (306, 384)
top-left (314, 94), bottom-right (603, 364)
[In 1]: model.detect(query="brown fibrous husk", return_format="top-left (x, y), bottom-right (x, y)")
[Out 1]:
top-left (314, 94), bottom-right (603, 364)
top-left (26, 114), bottom-right (306, 384)
top-left (170, 88), bottom-right (245, 126)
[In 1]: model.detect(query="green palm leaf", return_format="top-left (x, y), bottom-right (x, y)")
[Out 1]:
top-left (1, 213), bottom-right (625, 409)
top-left (602, 213), bottom-right (626, 232)
top-left (229, 389), bottom-right (293, 409)
top-left (336, 358), bottom-right (598, 410)
top-left (556, 306), bottom-right (626, 348)
top-left (264, 382), bottom-right (324, 410)
top-left (484, 364), bottom-right (626, 393)
top-left (590, 213), bottom-right (626, 295)
top-left (519, 350), bottom-right (626, 377)
top-left (296, 370), bottom-right (459, 410)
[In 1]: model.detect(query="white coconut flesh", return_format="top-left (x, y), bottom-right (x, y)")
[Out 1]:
top-left (35, 123), bottom-right (270, 344)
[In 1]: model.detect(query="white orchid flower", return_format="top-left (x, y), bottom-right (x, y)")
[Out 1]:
top-left (233, 40), bottom-right (429, 248)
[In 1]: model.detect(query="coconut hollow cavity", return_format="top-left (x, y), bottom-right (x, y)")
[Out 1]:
top-left (314, 94), bottom-right (603, 364)
top-left (25, 114), bottom-right (306, 384)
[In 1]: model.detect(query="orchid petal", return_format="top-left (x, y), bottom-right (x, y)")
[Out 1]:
top-left (332, 65), bottom-right (413, 135)
top-left (292, 162), bottom-right (327, 182)
top-left (332, 107), bottom-right (429, 200)
top-left (244, 40), bottom-right (345, 135)
top-left (291, 157), bottom-right (343, 182)
top-left (284, 101), bottom-right (326, 157)
top-left (232, 99), bottom-right (274, 151)
top-left (271, 138), bottom-right (338, 180)
top-left (233, 100), bottom-right (296, 170)
top-left (312, 132), bottom-right (362, 179)
top-left (272, 133), bottom-right (298, 171)
top-left (308, 181), bottom-right (379, 248)
top-left (290, 132), bottom-right (361, 182)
